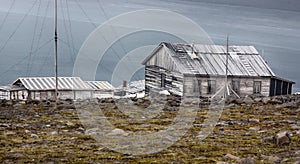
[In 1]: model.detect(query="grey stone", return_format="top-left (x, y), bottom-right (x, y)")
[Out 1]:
top-left (49, 131), bottom-right (58, 135)
top-left (291, 124), bottom-right (300, 130)
top-left (249, 127), bottom-right (260, 131)
top-left (262, 136), bottom-right (275, 143)
top-left (224, 153), bottom-right (240, 161)
top-left (239, 158), bottom-right (255, 164)
top-left (248, 118), bottom-right (260, 124)
top-left (30, 133), bottom-right (39, 138)
top-left (262, 97), bottom-right (271, 104)
top-left (275, 131), bottom-right (291, 145)
top-left (24, 129), bottom-right (31, 134)
top-left (254, 97), bottom-right (262, 102)
top-left (77, 127), bottom-right (85, 132)
top-left (261, 155), bottom-right (281, 163)
top-left (8, 153), bottom-right (25, 159)
top-left (225, 103), bottom-right (236, 109)
top-left (107, 128), bottom-right (128, 136)
top-left (243, 97), bottom-right (254, 104)
top-left (57, 104), bottom-right (76, 110)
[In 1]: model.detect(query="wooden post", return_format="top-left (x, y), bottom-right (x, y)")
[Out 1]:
top-left (123, 80), bottom-right (127, 88)
top-left (280, 80), bottom-right (283, 95)
top-left (274, 79), bottom-right (277, 96)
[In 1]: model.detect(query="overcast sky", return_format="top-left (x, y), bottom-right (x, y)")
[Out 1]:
top-left (0, 0), bottom-right (299, 91)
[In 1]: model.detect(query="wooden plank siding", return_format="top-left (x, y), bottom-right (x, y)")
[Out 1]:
top-left (145, 65), bottom-right (183, 95)
top-left (143, 43), bottom-right (294, 98)
top-left (183, 76), bottom-right (270, 97)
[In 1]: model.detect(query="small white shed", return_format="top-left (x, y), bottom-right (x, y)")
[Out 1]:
top-left (85, 81), bottom-right (115, 98)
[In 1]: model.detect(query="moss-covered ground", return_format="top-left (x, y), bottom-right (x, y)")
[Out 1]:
top-left (0, 100), bottom-right (299, 163)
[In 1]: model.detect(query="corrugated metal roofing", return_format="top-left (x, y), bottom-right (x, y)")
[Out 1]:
top-left (85, 81), bottom-right (115, 90)
top-left (12, 77), bottom-right (92, 91)
top-left (158, 43), bottom-right (275, 77)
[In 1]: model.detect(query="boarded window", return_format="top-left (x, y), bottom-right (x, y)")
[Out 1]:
top-left (232, 80), bottom-right (240, 94)
top-left (207, 80), bottom-right (216, 94)
top-left (193, 79), bottom-right (201, 93)
top-left (161, 74), bottom-right (166, 88)
top-left (253, 81), bottom-right (261, 94)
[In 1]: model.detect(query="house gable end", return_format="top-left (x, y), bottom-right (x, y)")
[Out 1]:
top-left (143, 44), bottom-right (183, 74)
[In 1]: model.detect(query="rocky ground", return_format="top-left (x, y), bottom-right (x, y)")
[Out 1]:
top-left (0, 95), bottom-right (299, 163)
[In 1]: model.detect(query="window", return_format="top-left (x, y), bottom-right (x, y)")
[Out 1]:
top-left (193, 79), bottom-right (201, 93)
top-left (161, 74), bottom-right (166, 88)
top-left (253, 81), bottom-right (261, 94)
top-left (232, 80), bottom-right (240, 94)
top-left (207, 80), bottom-right (216, 94)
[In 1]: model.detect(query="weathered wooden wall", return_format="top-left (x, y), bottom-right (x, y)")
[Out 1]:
top-left (0, 91), bottom-right (9, 100)
top-left (183, 76), bottom-right (270, 97)
top-left (144, 46), bottom-right (181, 73)
top-left (145, 65), bottom-right (183, 95)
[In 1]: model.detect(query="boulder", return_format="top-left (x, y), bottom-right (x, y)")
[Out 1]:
top-left (254, 97), bottom-right (262, 103)
top-left (261, 155), bottom-right (281, 163)
top-left (274, 131), bottom-right (291, 146)
top-left (224, 153), bottom-right (240, 161)
top-left (243, 97), bottom-right (254, 104)
top-left (248, 118), bottom-right (260, 124)
top-left (57, 104), bottom-right (76, 110)
top-left (249, 127), bottom-right (260, 131)
top-left (107, 128), bottom-right (128, 136)
top-left (239, 158), bottom-right (255, 164)
top-left (263, 131), bottom-right (291, 145)
top-left (262, 97), bottom-right (271, 104)
top-left (30, 133), bottom-right (39, 138)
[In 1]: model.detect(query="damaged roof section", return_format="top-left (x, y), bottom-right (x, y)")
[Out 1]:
top-left (85, 81), bottom-right (115, 91)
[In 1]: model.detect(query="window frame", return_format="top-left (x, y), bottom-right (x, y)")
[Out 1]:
top-left (193, 79), bottom-right (201, 93)
top-left (253, 81), bottom-right (262, 94)
top-left (232, 80), bottom-right (240, 94)
top-left (207, 80), bottom-right (216, 94)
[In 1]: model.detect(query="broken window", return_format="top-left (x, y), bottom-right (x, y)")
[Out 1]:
top-left (207, 80), bottom-right (216, 94)
top-left (253, 81), bottom-right (261, 94)
top-left (232, 80), bottom-right (240, 94)
top-left (193, 79), bottom-right (201, 93)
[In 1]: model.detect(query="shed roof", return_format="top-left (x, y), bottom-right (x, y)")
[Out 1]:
top-left (85, 81), bottom-right (115, 91)
top-left (143, 42), bottom-right (276, 77)
top-left (12, 77), bottom-right (92, 91)
top-left (0, 85), bottom-right (25, 91)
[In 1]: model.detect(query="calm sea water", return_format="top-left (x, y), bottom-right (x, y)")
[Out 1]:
top-left (0, 0), bottom-right (299, 91)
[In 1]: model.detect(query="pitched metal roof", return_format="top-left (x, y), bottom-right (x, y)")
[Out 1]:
top-left (12, 77), bottom-right (92, 91)
top-left (85, 81), bottom-right (115, 91)
top-left (145, 42), bottom-right (276, 77)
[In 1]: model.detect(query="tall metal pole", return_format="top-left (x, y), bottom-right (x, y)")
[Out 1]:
top-left (225, 35), bottom-right (229, 98)
top-left (54, 0), bottom-right (58, 105)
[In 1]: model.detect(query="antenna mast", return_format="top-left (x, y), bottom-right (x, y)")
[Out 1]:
top-left (225, 35), bottom-right (229, 98)
top-left (54, 0), bottom-right (58, 105)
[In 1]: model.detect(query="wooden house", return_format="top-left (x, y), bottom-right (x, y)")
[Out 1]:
top-left (142, 42), bottom-right (294, 97)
